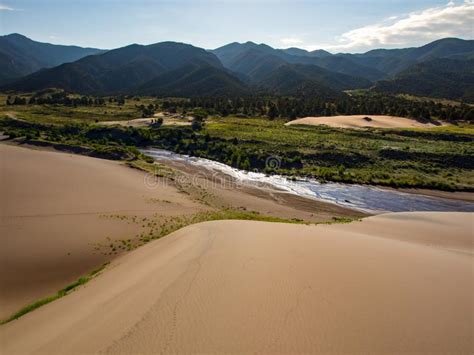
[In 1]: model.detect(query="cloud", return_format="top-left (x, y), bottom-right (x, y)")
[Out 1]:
top-left (289, 1), bottom-right (473, 53)
top-left (280, 37), bottom-right (304, 47)
top-left (325, 0), bottom-right (474, 52)
top-left (0, 4), bottom-right (14, 11)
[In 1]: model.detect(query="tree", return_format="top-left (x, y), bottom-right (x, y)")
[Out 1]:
top-left (151, 117), bottom-right (163, 128)
top-left (464, 109), bottom-right (474, 122)
top-left (267, 103), bottom-right (279, 120)
top-left (191, 118), bottom-right (203, 131)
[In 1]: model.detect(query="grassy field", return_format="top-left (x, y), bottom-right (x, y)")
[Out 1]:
top-left (0, 93), bottom-right (159, 125)
top-left (1, 93), bottom-right (473, 191)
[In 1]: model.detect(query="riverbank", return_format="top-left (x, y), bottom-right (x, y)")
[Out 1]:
top-left (143, 148), bottom-right (474, 212)
top-left (395, 187), bottom-right (474, 202)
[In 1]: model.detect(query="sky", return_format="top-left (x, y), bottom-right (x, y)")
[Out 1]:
top-left (0, 0), bottom-right (472, 53)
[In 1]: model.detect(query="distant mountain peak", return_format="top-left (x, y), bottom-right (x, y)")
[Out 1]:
top-left (5, 33), bottom-right (29, 39)
top-left (281, 47), bottom-right (332, 58)
top-left (0, 33), bottom-right (105, 84)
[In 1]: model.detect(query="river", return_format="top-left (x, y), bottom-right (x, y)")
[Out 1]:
top-left (142, 148), bottom-right (474, 213)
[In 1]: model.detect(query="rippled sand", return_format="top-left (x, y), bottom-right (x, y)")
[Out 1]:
top-left (1, 213), bottom-right (472, 354)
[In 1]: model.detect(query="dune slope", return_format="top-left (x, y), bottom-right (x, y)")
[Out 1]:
top-left (0, 143), bottom-right (360, 320)
top-left (0, 143), bottom-right (205, 318)
top-left (1, 213), bottom-right (472, 354)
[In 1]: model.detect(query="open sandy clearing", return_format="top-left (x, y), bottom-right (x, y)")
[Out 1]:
top-left (100, 113), bottom-right (192, 127)
top-left (1, 212), bottom-right (472, 354)
top-left (286, 115), bottom-right (441, 129)
top-left (100, 117), bottom-right (156, 127)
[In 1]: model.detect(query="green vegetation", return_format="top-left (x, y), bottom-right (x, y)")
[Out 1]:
top-left (140, 209), bottom-right (309, 240)
top-left (126, 159), bottom-right (174, 179)
top-left (0, 262), bottom-right (109, 325)
top-left (1, 92), bottom-right (473, 191)
top-left (0, 91), bottom-right (160, 124)
top-left (323, 216), bottom-right (360, 224)
top-left (99, 208), bottom-right (363, 257)
top-left (100, 209), bottom-right (316, 254)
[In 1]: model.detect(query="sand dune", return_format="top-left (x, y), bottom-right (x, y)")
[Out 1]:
top-left (0, 143), bottom-right (206, 318)
top-left (1, 144), bottom-right (358, 320)
top-left (286, 115), bottom-right (440, 129)
top-left (336, 211), bottom-right (473, 255)
top-left (1, 213), bottom-right (472, 354)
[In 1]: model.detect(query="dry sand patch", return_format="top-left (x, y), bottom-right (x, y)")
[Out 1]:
top-left (100, 113), bottom-right (192, 127)
top-left (286, 115), bottom-right (441, 129)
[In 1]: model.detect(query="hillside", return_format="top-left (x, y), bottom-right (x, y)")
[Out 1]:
top-left (137, 64), bottom-right (248, 97)
top-left (220, 46), bottom-right (288, 82)
top-left (258, 64), bottom-right (370, 97)
top-left (0, 33), bottom-right (104, 84)
top-left (339, 38), bottom-right (474, 76)
top-left (374, 58), bottom-right (474, 102)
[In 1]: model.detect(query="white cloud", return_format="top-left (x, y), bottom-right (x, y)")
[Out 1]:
top-left (327, 0), bottom-right (474, 52)
top-left (287, 1), bottom-right (473, 53)
top-left (0, 4), bottom-right (14, 11)
top-left (280, 37), bottom-right (304, 47)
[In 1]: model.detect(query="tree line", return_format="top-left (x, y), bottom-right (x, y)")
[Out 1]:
top-left (162, 94), bottom-right (473, 121)
top-left (6, 92), bottom-right (126, 107)
top-left (6, 91), bottom-right (473, 121)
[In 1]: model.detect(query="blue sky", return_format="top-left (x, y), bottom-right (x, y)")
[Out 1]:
top-left (0, 0), bottom-right (472, 52)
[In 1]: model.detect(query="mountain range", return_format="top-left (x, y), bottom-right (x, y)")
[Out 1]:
top-left (1, 33), bottom-right (473, 101)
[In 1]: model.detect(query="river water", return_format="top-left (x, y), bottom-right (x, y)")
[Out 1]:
top-left (142, 148), bottom-right (474, 213)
